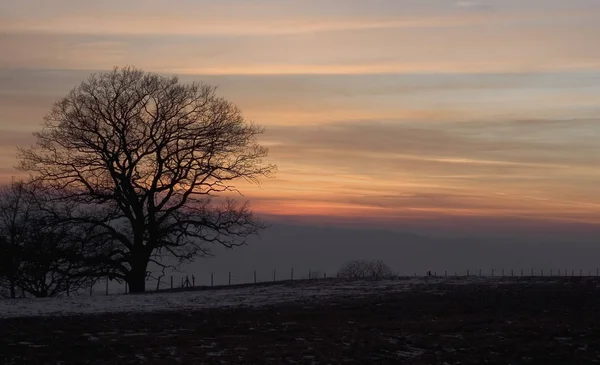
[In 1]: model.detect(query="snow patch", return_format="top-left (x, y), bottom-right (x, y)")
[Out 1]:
top-left (0, 277), bottom-right (560, 319)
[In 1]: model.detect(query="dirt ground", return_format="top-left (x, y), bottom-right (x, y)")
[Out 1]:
top-left (1, 278), bottom-right (600, 364)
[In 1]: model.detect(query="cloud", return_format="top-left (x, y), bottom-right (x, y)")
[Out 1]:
top-left (264, 119), bottom-right (600, 169)
top-left (247, 118), bottom-right (600, 221)
top-left (1, 30), bottom-right (596, 75)
top-left (0, 14), bottom-right (497, 36)
top-left (1, 67), bottom-right (599, 225)
top-left (1, 2), bottom-right (599, 75)
top-left (455, 1), bottom-right (493, 11)
top-left (0, 130), bottom-right (34, 179)
top-left (0, 1), bottom-right (585, 37)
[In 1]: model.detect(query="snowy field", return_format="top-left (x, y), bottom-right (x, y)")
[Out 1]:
top-left (0, 276), bottom-right (559, 318)
top-left (2, 277), bottom-right (599, 364)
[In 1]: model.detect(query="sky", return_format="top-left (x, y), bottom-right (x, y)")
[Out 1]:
top-left (1, 0), bottom-right (600, 247)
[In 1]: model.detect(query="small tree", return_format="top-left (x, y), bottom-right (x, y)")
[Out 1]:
top-left (0, 234), bottom-right (19, 298)
top-left (337, 260), bottom-right (393, 280)
top-left (0, 180), bottom-right (34, 298)
top-left (370, 260), bottom-right (394, 280)
top-left (18, 67), bottom-right (275, 293)
top-left (0, 180), bottom-right (92, 297)
top-left (18, 227), bottom-right (91, 298)
top-left (308, 270), bottom-right (322, 279)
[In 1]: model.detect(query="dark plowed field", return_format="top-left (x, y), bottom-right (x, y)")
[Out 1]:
top-left (1, 279), bottom-right (600, 364)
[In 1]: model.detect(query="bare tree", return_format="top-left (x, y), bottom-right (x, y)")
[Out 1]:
top-left (18, 222), bottom-right (93, 298)
top-left (0, 234), bottom-right (20, 298)
top-left (18, 67), bottom-right (275, 293)
top-left (337, 260), bottom-right (393, 280)
top-left (0, 180), bottom-right (92, 297)
top-left (309, 270), bottom-right (322, 279)
top-left (0, 180), bottom-right (35, 298)
top-left (370, 260), bottom-right (394, 280)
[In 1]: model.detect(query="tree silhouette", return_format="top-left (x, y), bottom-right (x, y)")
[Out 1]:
top-left (0, 180), bottom-right (34, 298)
top-left (19, 67), bottom-right (275, 293)
top-left (0, 180), bottom-right (91, 297)
top-left (337, 260), bottom-right (393, 280)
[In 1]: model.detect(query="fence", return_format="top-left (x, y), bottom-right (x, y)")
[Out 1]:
top-left (417, 268), bottom-right (600, 278)
top-left (95, 267), bottom-right (332, 295)
top-left (89, 267), bottom-right (600, 296)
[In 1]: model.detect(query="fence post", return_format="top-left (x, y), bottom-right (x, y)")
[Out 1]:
top-left (211, 273), bottom-right (214, 287)
top-left (156, 277), bottom-right (161, 292)
top-left (170, 276), bottom-right (173, 289)
top-left (106, 279), bottom-right (109, 296)
top-left (228, 272), bottom-right (231, 286)
top-left (125, 281), bottom-right (128, 294)
top-left (254, 270), bottom-right (257, 284)
top-left (192, 275), bottom-right (195, 287)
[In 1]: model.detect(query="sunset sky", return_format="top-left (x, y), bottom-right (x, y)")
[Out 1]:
top-left (1, 0), bottom-right (600, 233)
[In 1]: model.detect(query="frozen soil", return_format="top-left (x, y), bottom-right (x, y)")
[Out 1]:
top-left (1, 277), bottom-right (600, 364)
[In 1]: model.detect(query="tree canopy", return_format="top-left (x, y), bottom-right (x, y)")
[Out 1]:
top-left (18, 67), bottom-right (275, 293)
top-left (337, 260), bottom-right (394, 280)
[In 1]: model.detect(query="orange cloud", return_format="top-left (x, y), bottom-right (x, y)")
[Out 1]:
top-left (1, 0), bottom-right (600, 231)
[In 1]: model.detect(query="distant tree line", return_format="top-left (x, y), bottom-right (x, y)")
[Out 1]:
top-left (0, 67), bottom-right (274, 297)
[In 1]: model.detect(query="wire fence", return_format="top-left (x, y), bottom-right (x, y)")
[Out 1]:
top-left (91, 267), bottom-right (600, 296)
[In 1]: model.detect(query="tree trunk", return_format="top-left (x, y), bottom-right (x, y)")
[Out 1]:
top-left (9, 281), bottom-right (16, 299)
top-left (127, 260), bottom-right (148, 294)
top-left (34, 289), bottom-right (49, 298)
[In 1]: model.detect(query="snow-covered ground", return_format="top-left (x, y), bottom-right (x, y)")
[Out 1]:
top-left (0, 276), bottom-right (557, 318)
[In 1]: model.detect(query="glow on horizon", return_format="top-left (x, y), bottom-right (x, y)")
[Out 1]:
top-left (1, 0), bottom-right (600, 228)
